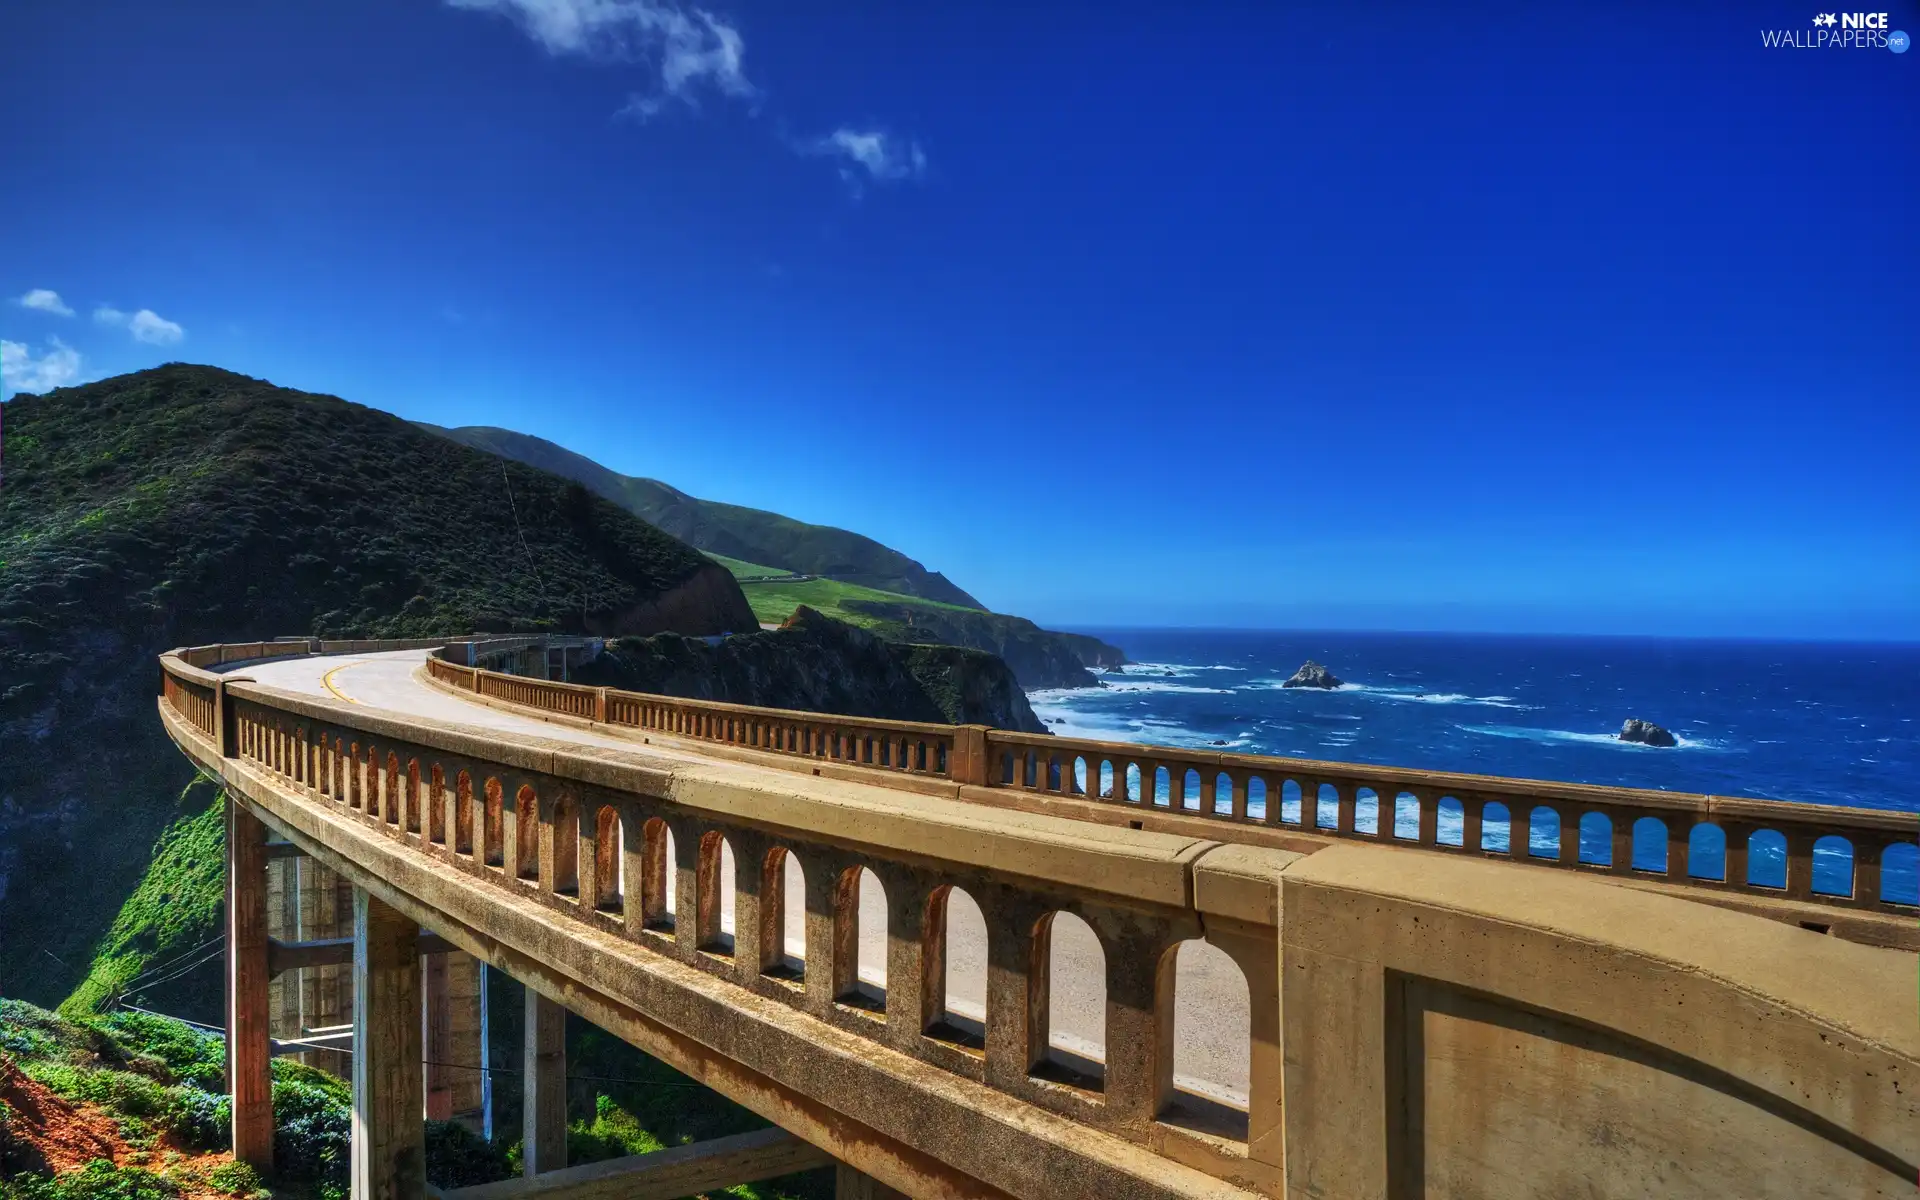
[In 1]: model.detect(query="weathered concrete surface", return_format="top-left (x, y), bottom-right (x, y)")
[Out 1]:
top-left (176, 645), bottom-right (1920, 1200)
top-left (238, 650), bottom-right (1259, 1101)
top-left (1278, 842), bottom-right (1920, 1199)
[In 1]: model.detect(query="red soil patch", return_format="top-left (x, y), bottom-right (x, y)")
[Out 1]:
top-left (0, 1056), bottom-right (233, 1196)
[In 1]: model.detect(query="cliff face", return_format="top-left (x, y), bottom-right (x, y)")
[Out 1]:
top-left (574, 607), bottom-right (1046, 733)
top-left (0, 364), bottom-right (756, 1006)
top-left (838, 600), bottom-right (1126, 690)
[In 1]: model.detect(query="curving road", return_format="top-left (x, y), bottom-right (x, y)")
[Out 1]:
top-left (232, 649), bottom-right (1251, 1106)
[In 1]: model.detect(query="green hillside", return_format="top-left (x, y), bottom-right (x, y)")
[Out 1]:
top-left (420, 423), bottom-right (988, 609)
top-left (424, 424), bottom-right (1131, 686)
top-left (0, 364), bottom-right (756, 1008)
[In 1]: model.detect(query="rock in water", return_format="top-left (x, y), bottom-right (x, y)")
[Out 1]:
top-left (1619, 718), bottom-right (1677, 747)
top-left (1281, 660), bottom-right (1343, 689)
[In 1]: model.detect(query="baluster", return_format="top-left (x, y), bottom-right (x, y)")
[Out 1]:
top-left (1784, 830), bottom-right (1816, 900)
top-left (1334, 780), bottom-right (1356, 834)
top-left (981, 894), bottom-right (1045, 1096)
top-left (1300, 778), bottom-right (1319, 830)
top-left (1511, 803), bottom-right (1533, 859)
top-left (1230, 771), bottom-right (1248, 820)
top-left (1607, 806), bottom-right (1633, 873)
top-left (1556, 807), bottom-right (1578, 866)
top-left (1854, 836), bottom-right (1886, 905)
top-left (1722, 821), bottom-right (1754, 887)
top-left (1418, 790), bottom-right (1439, 845)
top-left (1103, 925), bottom-right (1178, 1133)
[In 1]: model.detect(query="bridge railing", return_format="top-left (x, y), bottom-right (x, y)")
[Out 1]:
top-left (170, 641), bottom-right (1920, 922)
top-left (426, 656), bottom-right (962, 782)
top-left (156, 645), bottom-right (1920, 1197)
top-left (981, 729), bottom-right (1919, 917)
top-left (164, 651), bottom-right (1291, 1196)
top-left (416, 654), bottom-right (1919, 921)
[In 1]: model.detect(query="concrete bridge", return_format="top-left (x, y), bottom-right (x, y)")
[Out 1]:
top-left (156, 638), bottom-right (1920, 1200)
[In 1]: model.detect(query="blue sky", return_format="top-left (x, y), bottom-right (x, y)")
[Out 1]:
top-left (3, 2), bottom-right (1914, 637)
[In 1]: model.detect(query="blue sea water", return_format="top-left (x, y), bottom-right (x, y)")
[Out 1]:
top-left (1029, 630), bottom-right (1919, 904)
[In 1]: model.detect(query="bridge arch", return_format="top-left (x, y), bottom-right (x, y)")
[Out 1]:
top-left (921, 884), bottom-right (987, 1046)
top-left (1161, 937), bottom-right (1251, 1138)
top-left (1033, 909), bottom-right (1106, 1092)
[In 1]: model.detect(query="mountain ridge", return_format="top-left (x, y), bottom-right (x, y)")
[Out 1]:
top-left (419, 423), bottom-right (986, 609)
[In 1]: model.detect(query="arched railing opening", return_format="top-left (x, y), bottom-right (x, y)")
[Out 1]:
top-left (922, 885), bottom-right (987, 1049)
top-left (696, 832), bottom-right (734, 954)
top-left (1688, 822), bottom-right (1726, 881)
top-left (1481, 801), bottom-right (1512, 854)
top-left (1031, 910), bottom-right (1106, 1092)
top-left (1747, 828), bottom-right (1788, 888)
top-left (1811, 835), bottom-right (1854, 897)
top-left (1162, 938), bottom-right (1250, 1139)
top-left (1579, 811), bottom-right (1612, 866)
top-left (834, 866), bottom-right (887, 1013)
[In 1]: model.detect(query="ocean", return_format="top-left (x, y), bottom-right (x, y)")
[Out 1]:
top-left (1028, 629), bottom-right (1919, 904)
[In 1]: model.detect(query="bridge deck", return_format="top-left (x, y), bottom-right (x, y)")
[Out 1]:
top-left (231, 649), bottom-right (1252, 1105)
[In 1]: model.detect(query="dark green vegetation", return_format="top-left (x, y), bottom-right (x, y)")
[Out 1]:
top-left (423, 424), bottom-right (1127, 688)
top-left (420, 425), bottom-right (986, 607)
top-left (481, 973), bottom-right (828, 1200)
top-left (60, 780), bottom-right (227, 1021)
top-left (575, 606), bottom-right (1045, 733)
top-left (0, 364), bottom-right (757, 1006)
top-left (0, 997), bottom-right (820, 1200)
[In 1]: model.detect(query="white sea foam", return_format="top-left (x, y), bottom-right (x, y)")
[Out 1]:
top-left (1098, 681), bottom-right (1234, 696)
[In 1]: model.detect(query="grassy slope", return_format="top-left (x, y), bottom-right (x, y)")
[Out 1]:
top-left (0, 363), bottom-right (752, 1006)
top-left (730, 574), bottom-right (976, 630)
top-left (60, 778), bottom-right (226, 1019)
top-left (422, 424), bottom-right (987, 609)
top-left (714, 562), bottom-right (1124, 689)
top-left (705, 552), bottom-right (790, 581)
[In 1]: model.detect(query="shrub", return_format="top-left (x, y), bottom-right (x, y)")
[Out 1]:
top-left (424, 1121), bottom-right (510, 1189)
top-left (202, 1161), bottom-right (266, 1199)
top-left (6, 1160), bottom-right (179, 1200)
top-left (269, 1078), bottom-right (349, 1185)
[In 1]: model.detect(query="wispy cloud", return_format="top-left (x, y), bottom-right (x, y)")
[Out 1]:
top-left (15, 288), bottom-right (74, 317)
top-left (94, 305), bottom-right (185, 346)
top-left (804, 128), bottom-right (928, 191)
top-left (1, 338), bottom-right (83, 395)
top-left (448, 0), bottom-right (755, 118)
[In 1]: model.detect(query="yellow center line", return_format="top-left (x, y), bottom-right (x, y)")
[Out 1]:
top-left (321, 662), bottom-right (366, 704)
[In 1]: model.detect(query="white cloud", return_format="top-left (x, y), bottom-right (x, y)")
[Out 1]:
top-left (448, 0), bottom-right (755, 117)
top-left (806, 128), bottom-right (928, 188)
top-left (15, 289), bottom-right (74, 317)
top-left (94, 305), bottom-right (185, 346)
top-left (1, 338), bottom-right (83, 395)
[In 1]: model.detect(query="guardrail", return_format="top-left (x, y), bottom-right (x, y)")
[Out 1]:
top-left (173, 641), bottom-right (1920, 921)
top-left (418, 656), bottom-right (1919, 920)
top-left (161, 646), bottom-right (1291, 1196)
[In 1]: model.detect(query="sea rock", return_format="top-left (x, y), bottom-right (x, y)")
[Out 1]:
top-left (1619, 718), bottom-right (1677, 748)
top-left (1281, 660), bottom-right (1343, 689)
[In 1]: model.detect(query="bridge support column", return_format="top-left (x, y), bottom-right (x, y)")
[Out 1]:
top-left (422, 951), bottom-right (452, 1121)
top-left (352, 887), bottom-right (425, 1200)
top-left (523, 991), bottom-right (568, 1175)
top-left (834, 1164), bottom-right (909, 1199)
top-left (227, 799), bottom-right (274, 1171)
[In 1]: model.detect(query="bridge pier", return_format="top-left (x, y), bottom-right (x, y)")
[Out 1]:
top-left (352, 886), bottom-right (426, 1200)
top-left (522, 991), bottom-right (568, 1175)
top-left (227, 799), bottom-right (275, 1171)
